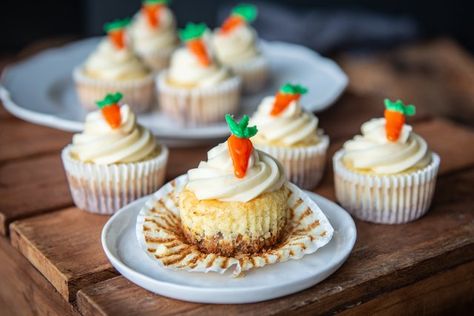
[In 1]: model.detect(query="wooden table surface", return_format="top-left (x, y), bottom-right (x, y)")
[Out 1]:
top-left (1, 38), bottom-right (474, 316)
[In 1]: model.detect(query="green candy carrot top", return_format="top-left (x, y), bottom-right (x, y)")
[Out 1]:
top-left (179, 23), bottom-right (211, 66)
top-left (142, 0), bottom-right (169, 28)
top-left (271, 83), bottom-right (308, 116)
top-left (96, 92), bottom-right (123, 129)
top-left (225, 114), bottom-right (258, 178)
top-left (220, 4), bottom-right (258, 35)
top-left (384, 99), bottom-right (416, 142)
top-left (104, 18), bottom-right (131, 50)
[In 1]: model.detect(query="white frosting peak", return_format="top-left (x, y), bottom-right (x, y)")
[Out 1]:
top-left (212, 24), bottom-right (259, 65)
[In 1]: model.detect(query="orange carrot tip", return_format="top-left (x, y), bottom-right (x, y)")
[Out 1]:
top-left (384, 98), bottom-right (416, 116)
top-left (225, 114), bottom-right (258, 139)
top-left (231, 4), bottom-right (258, 23)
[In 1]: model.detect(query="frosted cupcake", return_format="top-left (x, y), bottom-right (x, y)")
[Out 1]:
top-left (157, 23), bottom-right (241, 126)
top-left (62, 92), bottom-right (168, 214)
top-left (251, 83), bottom-right (329, 189)
top-left (74, 18), bottom-right (155, 113)
top-left (333, 99), bottom-right (440, 224)
top-left (212, 4), bottom-right (268, 94)
top-left (129, 0), bottom-right (178, 71)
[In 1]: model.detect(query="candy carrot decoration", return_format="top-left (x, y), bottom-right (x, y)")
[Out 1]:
top-left (96, 92), bottom-right (123, 129)
top-left (142, 0), bottom-right (169, 28)
top-left (271, 83), bottom-right (308, 116)
top-left (225, 114), bottom-right (258, 178)
top-left (104, 18), bottom-right (131, 49)
top-left (220, 4), bottom-right (257, 35)
top-left (179, 23), bottom-right (211, 66)
top-left (384, 99), bottom-right (416, 142)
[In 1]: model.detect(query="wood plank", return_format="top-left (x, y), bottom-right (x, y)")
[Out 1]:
top-left (75, 168), bottom-right (474, 315)
top-left (10, 207), bottom-right (117, 302)
top-left (0, 153), bottom-right (73, 235)
top-left (0, 237), bottom-right (79, 316)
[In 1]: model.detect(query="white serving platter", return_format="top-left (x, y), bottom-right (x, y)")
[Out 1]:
top-left (101, 191), bottom-right (356, 304)
top-left (0, 38), bottom-right (347, 143)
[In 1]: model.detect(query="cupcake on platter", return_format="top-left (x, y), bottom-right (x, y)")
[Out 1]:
top-left (62, 92), bottom-right (168, 214)
top-left (74, 18), bottom-right (155, 113)
top-left (212, 4), bottom-right (268, 94)
top-left (333, 99), bottom-right (440, 224)
top-left (157, 23), bottom-right (241, 126)
top-left (128, 0), bottom-right (178, 71)
top-left (251, 83), bottom-right (329, 190)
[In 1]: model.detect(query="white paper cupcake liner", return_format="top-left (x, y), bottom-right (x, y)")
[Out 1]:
top-left (255, 135), bottom-right (330, 190)
top-left (229, 55), bottom-right (269, 94)
top-left (333, 150), bottom-right (440, 224)
top-left (62, 145), bottom-right (169, 215)
top-left (73, 67), bottom-right (156, 113)
top-left (136, 175), bottom-right (334, 276)
top-left (156, 71), bottom-right (241, 126)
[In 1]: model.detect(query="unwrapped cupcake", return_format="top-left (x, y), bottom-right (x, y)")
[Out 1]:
top-left (212, 4), bottom-right (268, 94)
top-left (333, 99), bottom-right (440, 224)
top-left (62, 92), bottom-right (168, 214)
top-left (129, 0), bottom-right (178, 71)
top-left (251, 83), bottom-right (329, 190)
top-left (157, 23), bottom-right (241, 126)
top-left (74, 18), bottom-right (155, 113)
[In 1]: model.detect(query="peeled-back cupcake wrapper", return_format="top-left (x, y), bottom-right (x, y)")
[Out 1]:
top-left (229, 55), bottom-right (269, 94)
top-left (73, 67), bottom-right (156, 113)
top-left (255, 135), bottom-right (330, 190)
top-left (62, 145), bottom-right (168, 215)
top-left (156, 71), bottom-right (241, 126)
top-left (333, 150), bottom-right (440, 224)
top-left (136, 174), bottom-right (334, 276)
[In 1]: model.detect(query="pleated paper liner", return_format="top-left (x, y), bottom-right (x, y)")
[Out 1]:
top-left (136, 175), bottom-right (334, 276)
top-left (229, 54), bottom-right (269, 94)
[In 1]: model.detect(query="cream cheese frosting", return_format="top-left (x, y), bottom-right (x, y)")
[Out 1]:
top-left (167, 47), bottom-right (230, 87)
top-left (212, 25), bottom-right (259, 65)
top-left (251, 96), bottom-right (321, 146)
top-left (70, 105), bottom-right (157, 164)
top-left (129, 7), bottom-right (178, 56)
top-left (186, 142), bottom-right (286, 202)
top-left (83, 39), bottom-right (150, 80)
top-left (342, 118), bottom-right (431, 174)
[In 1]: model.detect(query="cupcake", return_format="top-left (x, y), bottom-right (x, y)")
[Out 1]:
top-left (62, 92), bottom-right (168, 214)
top-left (251, 83), bottom-right (329, 190)
top-left (212, 4), bottom-right (268, 94)
top-left (128, 0), bottom-right (178, 71)
top-left (333, 99), bottom-right (440, 224)
top-left (74, 18), bottom-right (155, 113)
top-left (157, 23), bottom-right (241, 126)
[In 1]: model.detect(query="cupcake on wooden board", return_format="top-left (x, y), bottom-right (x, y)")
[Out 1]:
top-left (129, 0), bottom-right (178, 71)
top-left (212, 4), bottom-right (268, 94)
top-left (333, 99), bottom-right (440, 224)
top-left (157, 23), bottom-right (241, 126)
top-left (62, 92), bottom-right (168, 214)
top-left (251, 83), bottom-right (329, 190)
top-left (74, 18), bottom-right (155, 113)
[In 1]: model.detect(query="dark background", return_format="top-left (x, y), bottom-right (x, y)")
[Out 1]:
top-left (1, 0), bottom-right (473, 54)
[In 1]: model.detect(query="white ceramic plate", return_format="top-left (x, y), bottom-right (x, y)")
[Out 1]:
top-left (101, 191), bottom-right (356, 304)
top-left (0, 38), bottom-right (347, 142)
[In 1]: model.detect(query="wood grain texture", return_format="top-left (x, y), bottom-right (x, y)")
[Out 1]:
top-left (9, 208), bottom-right (117, 302)
top-left (0, 237), bottom-right (79, 316)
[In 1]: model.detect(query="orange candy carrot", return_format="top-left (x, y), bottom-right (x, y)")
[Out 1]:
top-left (384, 99), bottom-right (416, 142)
top-left (186, 39), bottom-right (211, 66)
top-left (220, 15), bottom-right (244, 34)
top-left (96, 92), bottom-right (123, 129)
top-left (104, 18), bottom-right (131, 50)
top-left (225, 114), bottom-right (258, 178)
top-left (179, 23), bottom-right (211, 66)
top-left (270, 83), bottom-right (308, 116)
top-left (142, 0), bottom-right (169, 28)
top-left (219, 4), bottom-right (257, 35)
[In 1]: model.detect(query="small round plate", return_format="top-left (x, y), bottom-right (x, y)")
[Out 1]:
top-left (0, 38), bottom-right (347, 143)
top-left (101, 191), bottom-right (356, 304)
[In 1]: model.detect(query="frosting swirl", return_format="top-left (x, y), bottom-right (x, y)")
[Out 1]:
top-left (251, 96), bottom-right (321, 146)
top-left (70, 105), bottom-right (157, 164)
top-left (342, 118), bottom-right (431, 174)
top-left (168, 47), bottom-right (230, 87)
top-left (186, 142), bottom-right (286, 202)
top-left (129, 7), bottom-right (178, 56)
top-left (83, 39), bottom-right (150, 80)
top-left (212, 25), bottom-right (259, 65)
